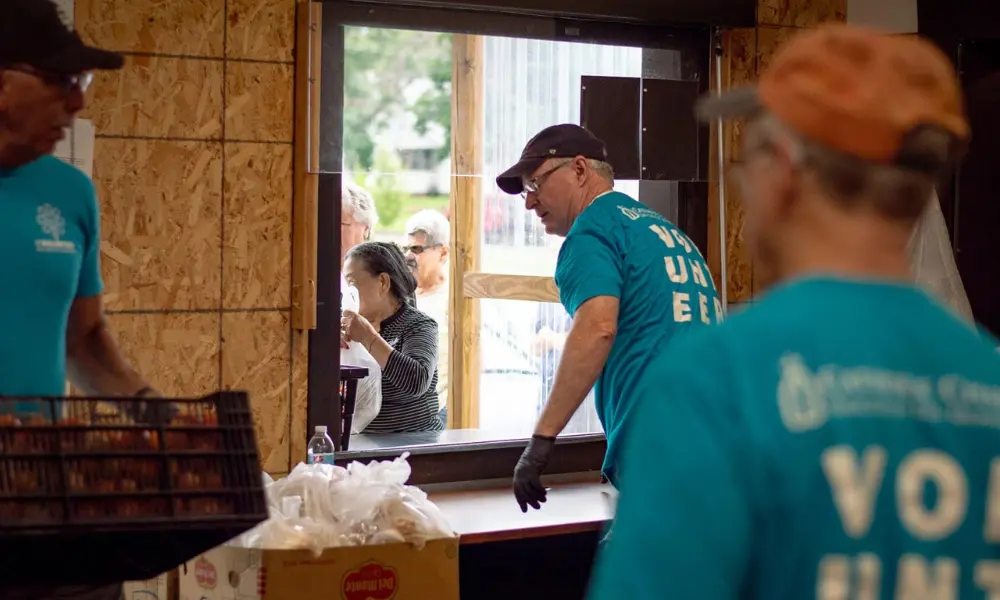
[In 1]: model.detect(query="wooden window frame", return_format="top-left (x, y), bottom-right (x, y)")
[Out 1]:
top-left (304, 0), bottom-right (710, 483)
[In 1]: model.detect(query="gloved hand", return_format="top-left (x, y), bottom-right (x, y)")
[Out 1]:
top-left (126, 387), bottom-right (178, 425)
top-left (513, 434), bottom-right (556, 512)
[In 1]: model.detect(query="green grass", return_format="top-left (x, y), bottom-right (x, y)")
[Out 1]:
top-left (381, 194), bottom-right (449, 232)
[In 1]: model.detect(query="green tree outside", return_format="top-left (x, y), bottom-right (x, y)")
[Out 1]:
top-left (353, 148), bottom-right (407, 229)
top-left (343, 27), bottom-right (452, 172)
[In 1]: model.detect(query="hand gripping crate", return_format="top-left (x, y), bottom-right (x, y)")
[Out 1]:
top-left (0, 391), bottom-right (268, 587)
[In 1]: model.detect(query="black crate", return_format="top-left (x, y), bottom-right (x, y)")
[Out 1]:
top-left (0, 391), bottom-right (267, 586)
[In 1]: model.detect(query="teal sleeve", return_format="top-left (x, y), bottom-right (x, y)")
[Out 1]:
top-left (76, 179), bottom-right (104, 298)
top-left (587, 335), bottom-right (755, 600)
top-left (554, 224), bottom-right (623, 315)
top-left (977, 324), bottom-right (1000, 348)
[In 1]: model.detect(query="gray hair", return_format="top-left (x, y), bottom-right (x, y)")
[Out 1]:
top-left (745, 113), bottom-right (945, 221)
top-left (588, 159), bottom-right (615, 185)
top-left (343, 182), bottom-right (379, 238)
top-left (405, 209), bottom-right (450, 246)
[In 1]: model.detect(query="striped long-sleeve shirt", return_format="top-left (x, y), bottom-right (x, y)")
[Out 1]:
top-left (362, 302), bottom-right (445, 433)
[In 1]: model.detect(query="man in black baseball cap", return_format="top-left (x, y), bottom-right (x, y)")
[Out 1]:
top-left (1, 4), bottom-right (164, 600)
top-left (496, 124), bottom-right (609, 193)
top-left (501, 124), bottom-right (722, 514)
top-left (1, 0), bottom-right (124, 74)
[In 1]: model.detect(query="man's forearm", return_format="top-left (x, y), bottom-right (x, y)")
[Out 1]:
top-left (534, 327), bottom-right (613, 437)
top-left (66, 321), bottom-right (150, 397)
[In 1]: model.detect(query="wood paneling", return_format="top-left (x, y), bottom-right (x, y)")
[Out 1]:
top-left (758, 0), bottom-right (847, 27)
top-left (756, 26), bottom-right (801, 72)
top-left (225, 61), bottom-right (295, 142)
top-left (85, 56), bottom-right (224, 139)
top-left (94, 139), bottom-right (223, 311)
top-left (226, 0), bottom-right (297, 62)
top-left (448, 35), bottom-right (485, 430)
top-left (725, 28), bottom-right (756, 302)
top-left (291, 1), bottom-right (322, 330)
top-left (463, 274), bottom-right (559, 303)
top-left (221, 311), bottom-right (293, 474)
top-left (290, 329), bottom-right (310, 467)
top-left (707, 27), bottom-right (755, 302)
top-left (106, 313), bottom-right (221, 397)
top-left (80, 0), bottom-right (301, 475)
top-left (223, 143), bottom-right (293, 309)
top-left (707, 2), bottom-right (847, 300)
top-left (76, 0), bottom-right (226, 57)
top-left (727, 28), bottom-right (757, 163)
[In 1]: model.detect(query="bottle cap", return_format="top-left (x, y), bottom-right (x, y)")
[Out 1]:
top-left (315, 425), bottom-right (327, 433)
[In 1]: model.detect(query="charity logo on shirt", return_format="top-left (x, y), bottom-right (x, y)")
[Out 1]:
top-left (776, 351), bottom-right (1000, 432)
top-left (34, 203), bottom-right (76, 254)
top-left (775, 351), bottom-right (1000, 599)
top-left (616, 204), bottom-right (665, 222)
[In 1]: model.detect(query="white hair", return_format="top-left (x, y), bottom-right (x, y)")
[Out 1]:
top-left (405, 209), bottom-right (450, 246)
top-left (588, 159), bottom-right (615, 184)
top-left (343, 182), bottom-right (379, 236)
top-left (747, 113), bottom-right (942, 221)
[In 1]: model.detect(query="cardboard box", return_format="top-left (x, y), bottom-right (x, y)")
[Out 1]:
top-left (123, 572), bottom-right (171, 600)
top-left (178, 538), bottom-right (459, 600)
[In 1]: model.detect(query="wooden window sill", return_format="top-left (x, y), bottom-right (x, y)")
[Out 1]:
top-left (429, 482), bottom-right (613, 545)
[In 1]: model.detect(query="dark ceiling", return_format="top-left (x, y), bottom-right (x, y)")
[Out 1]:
top-left (319, 0), bottom-right (757, 28)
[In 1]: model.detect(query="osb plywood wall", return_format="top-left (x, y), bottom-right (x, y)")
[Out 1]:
top-left (707, 0), bottom-right (847, 303)
top-left (75, 0), bottom-right (306, 475)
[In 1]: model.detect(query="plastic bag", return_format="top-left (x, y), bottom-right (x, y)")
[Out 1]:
top-left (909, 191), bottom-right (974, 323)
top-left (342, 344), bottom-right (381, 432)
top-left (342, 273), bottom-right (360, 314)
top-left (230, 454), bottom-right (454, 556)
top-left (341, 275), bottom-right (382, 432)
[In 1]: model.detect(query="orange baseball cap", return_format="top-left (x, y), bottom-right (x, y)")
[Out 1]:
top-left (696, 23), bottom-right (970, 171)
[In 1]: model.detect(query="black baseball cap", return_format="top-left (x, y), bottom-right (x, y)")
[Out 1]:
top-left (496, 124), bottom-right (609, 195)
top-left (1, 0), bottom-right (124, 75)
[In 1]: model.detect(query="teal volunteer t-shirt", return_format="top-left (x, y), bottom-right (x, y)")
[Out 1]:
top-left (589, 277), bottom-right (1000, 600)
top-left (0, 155), bottom-right (103, 407)
top-left (554, 191), bottom-right (722, 482)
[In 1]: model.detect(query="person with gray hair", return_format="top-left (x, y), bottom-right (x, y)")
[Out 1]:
top-left (404, 209), bottom-right (451, 419)
top-left (588, 24), bottom-right (1000, 600)
top-left (341, 182), bottom-right (379, 264)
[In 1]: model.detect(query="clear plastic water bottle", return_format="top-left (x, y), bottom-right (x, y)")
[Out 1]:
top-left (306, 425), bottom-right (336, 465)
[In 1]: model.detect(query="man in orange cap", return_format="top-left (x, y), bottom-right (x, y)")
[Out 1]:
top-left (588, 24), bottom-right (1000, 600)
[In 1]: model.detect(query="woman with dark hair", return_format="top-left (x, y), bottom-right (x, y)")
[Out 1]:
top-left (341, 241), bottom-right (444, 433)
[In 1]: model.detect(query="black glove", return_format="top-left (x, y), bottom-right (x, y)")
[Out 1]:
top-left (513, 434), bottom-right (556, 512)
top-left (125, 387), bottom-right (179, 425)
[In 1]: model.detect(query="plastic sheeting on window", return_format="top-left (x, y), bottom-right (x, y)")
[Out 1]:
top-left (908, 191), bottom-right (974, 323)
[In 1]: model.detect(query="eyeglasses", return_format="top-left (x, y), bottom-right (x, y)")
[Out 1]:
top-left (5, 66), bottom-right (94, 94)
top-left (403, 244), bottom-right (442, 255)
top-left (521, 159), bottom-right (572, 199)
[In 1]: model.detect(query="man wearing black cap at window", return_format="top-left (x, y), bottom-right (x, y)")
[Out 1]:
top-left (1, 2), bottom-right (164, 599)
top-left (500, 124), bottom-right (722, 512)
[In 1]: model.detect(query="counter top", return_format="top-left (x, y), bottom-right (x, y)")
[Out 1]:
top-left (346, 429), bottom-right (604, 457)
top-left (429, 482), bottom-right (614, 544)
